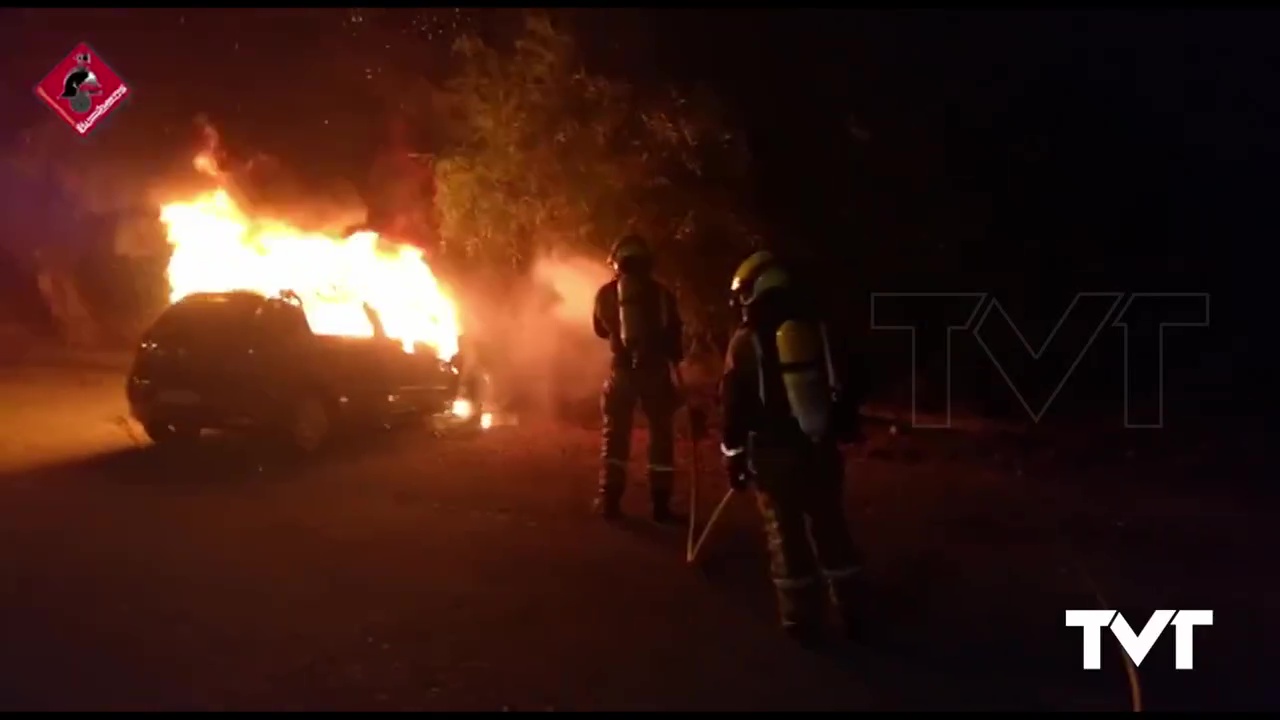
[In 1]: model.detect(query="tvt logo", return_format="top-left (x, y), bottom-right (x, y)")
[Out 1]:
top-left (870, 292), bottom-right (1210, 428)
top-left (1066, 609), bottom-right (1213, 670)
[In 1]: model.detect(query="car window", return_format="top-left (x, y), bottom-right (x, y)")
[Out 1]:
top-left (147, 296), bottom-right (259, 346)
top-left (255, 302), bottom-right (312, 342)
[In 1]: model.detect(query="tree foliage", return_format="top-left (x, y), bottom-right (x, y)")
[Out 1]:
top-left (432, 12), bottom-right (757, 341)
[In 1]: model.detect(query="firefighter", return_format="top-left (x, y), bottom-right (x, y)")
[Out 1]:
top-left (453, 333), bottom-right (488, 429)
top-left (592, 234), bottom-right (684, 522)
top-left (719, 250), bottom-right (865, 642)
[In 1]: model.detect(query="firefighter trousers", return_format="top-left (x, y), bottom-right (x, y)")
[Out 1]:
top-left (751, 440), bottom-right (862, 631)
top-left (599, 364), bottom-right (677, 509)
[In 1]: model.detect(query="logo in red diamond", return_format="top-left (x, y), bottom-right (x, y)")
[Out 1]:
top-left (33, 42), bottom-right (130, 137)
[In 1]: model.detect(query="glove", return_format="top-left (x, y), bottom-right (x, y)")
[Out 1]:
top-left (724, 452), bottom-right (750, 492)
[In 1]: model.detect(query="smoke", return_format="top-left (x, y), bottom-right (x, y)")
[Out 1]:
top-left (463, 249), bottom-right (613, 423)
top-left (194, 115), bottom-right (226, 178)
top-left (530, 251), bottom-right (610, 328)
top-left (222, 119), bottom-right (368, 234)
top-left (147, 115), bottom-right (369, 236)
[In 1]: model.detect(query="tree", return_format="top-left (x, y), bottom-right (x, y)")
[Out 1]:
top-left (432, 12), bottom-right (757, 343)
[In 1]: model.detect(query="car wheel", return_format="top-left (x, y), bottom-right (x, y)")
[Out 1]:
top-left (142, 421), bottom-right (200, 446)
top-left (287, 396), bottom-right (331, 454)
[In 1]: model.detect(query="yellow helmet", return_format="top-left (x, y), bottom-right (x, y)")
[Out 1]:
top-left (730, 250), bottom-right (791, 307)
top-left (608, 234), bottom-right (651, 272)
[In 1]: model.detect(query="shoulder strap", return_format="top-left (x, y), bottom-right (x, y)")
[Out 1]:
top-left (819, 321), bottom-right (839, 392)
top-left (749, 331), bottom-right (767, 404)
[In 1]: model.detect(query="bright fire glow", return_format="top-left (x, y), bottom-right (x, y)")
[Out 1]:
top-left (451, 398), bottom-right (492, 430)
top-left (451, 398), bottom-right (474, 418)
top-left (159, 179), bottom-right (460, 360)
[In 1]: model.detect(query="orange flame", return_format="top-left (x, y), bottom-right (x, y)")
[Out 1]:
top-left (158, 154), bottom-right (460, 360)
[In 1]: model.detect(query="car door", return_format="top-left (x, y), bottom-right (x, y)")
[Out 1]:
top-left (131, 295), bottom-right (259, 419)
top-left (249, 300), bottom-right (322, 421)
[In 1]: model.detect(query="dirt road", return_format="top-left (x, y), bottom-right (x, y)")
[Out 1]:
top-left (0, 363), bottom-right (1273, 710)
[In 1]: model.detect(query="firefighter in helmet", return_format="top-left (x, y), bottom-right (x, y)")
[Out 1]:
top-left (592, 234), bottom-right (684, 522)
top-left (720, 250), bottom-right (865, 642)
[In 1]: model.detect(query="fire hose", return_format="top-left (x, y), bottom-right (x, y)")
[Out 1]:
top-left (674, 364), bottom-right (739, 565)
top-left (685, 444), bottom-right (736, 565)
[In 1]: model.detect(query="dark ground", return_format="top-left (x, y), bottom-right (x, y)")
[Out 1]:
top-left (0, 360), bottom-right (1275, 711)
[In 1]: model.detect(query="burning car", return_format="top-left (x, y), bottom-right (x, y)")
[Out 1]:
top-left (129, 161), bottom-right (481, 450)
top-left (126, 290), bottom-right (460, 452)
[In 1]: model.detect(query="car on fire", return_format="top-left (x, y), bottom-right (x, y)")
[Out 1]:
top-left (126, 290), bottom-right (462, 452)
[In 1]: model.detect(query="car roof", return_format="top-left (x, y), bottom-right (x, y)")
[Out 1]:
top-left (175, 290), bottom-right (270, 306)
top-left (171, 291), bottom-right (317, 314)
top-left (148, 291), bottom-right (275, 342)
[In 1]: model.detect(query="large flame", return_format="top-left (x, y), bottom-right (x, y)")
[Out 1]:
top-left (158, 181), bottom-right (460, 361)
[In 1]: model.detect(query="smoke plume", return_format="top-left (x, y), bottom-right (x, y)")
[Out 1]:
top-left (461, 250), bottom-right (613, 424)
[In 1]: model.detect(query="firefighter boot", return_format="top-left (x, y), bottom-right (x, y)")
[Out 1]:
top-left (650, 470), bottom-right (677, 524)
top-left (593, 494), bottom-right (622, 520)
top-left (778, 581), bottom-right (828, 648)
top-left (784, 622), bottom-right (825, 649)
top-left (826, 570), bottom-right (863, 641)
top-left (595, 461), bottom-right (626, 520)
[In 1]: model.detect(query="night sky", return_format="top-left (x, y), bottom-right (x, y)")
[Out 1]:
top-left (1, 9), bottom-right (1273, 404)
